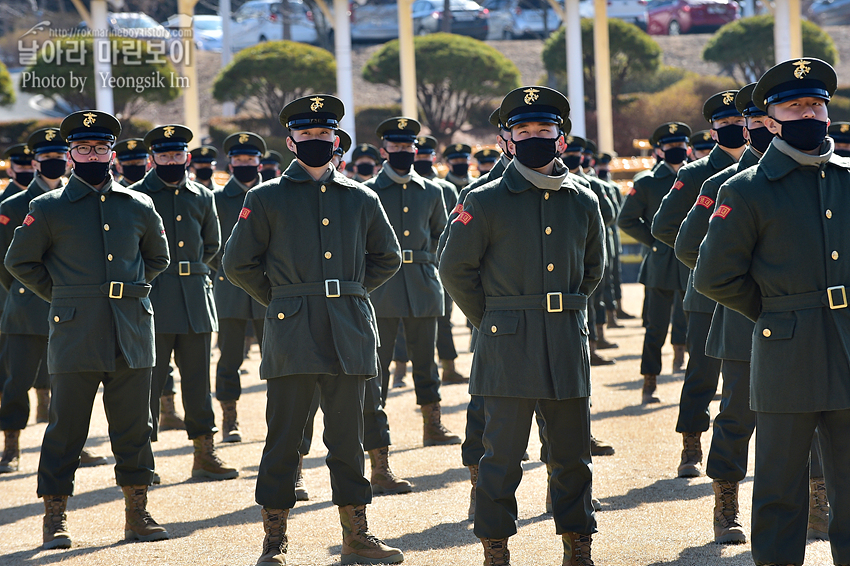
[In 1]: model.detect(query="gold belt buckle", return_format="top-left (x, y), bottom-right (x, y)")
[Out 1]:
top-left (546, 292), bottom-right (563, 313)
top-left (827, 285), bottom-right (847, 309)
top-left (179, 261), bottom-right (191, 276)
top-left (325, 279), bottom-right (341, 298)
top-left (402, 250), bottom-right (413, 264)
top-left (108, 281), bottom-right (124, 299)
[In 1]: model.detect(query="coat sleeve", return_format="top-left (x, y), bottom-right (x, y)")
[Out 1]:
top-left (675, 177), bottom-right (720, 270)
top-left (364, 197), bottom-right (402, 294)
top-left (202, 195), bottom-right (222, 267)
top-left (437, 185), bottom-right (472, 261)
top-left (617, 183), bottom-right (654, 247)
top-left (141, 204), bottom-right (170, 283)
top-left (222, 190), bottom-right (273, 306)
top-left (429, 188), bottom-right (448, 254)
top-left (651, 166), bottom-right (693, 249)
top-left (439, 193), bottom-right (488, 328)
top-left (693, 183), bottom-right (761, 321)
top-left (0, 202), bottom-right (18, 291)
top-left (4, 200), bottom-right (54, 302)
top-left (581, 193), bottom-right (607, 297)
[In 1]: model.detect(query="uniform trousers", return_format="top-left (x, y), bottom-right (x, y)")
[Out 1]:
top-left (150, 331), bottom-right (216, 442)
top-left (676, 311), bottom-right (722, 433)
top-left (362, 372), bottom-right (392, 451)
top-left (752, 409), bottom-right (850, 565)
top-left (706, 360), bottom-right (756, 482)
top-left (376, 317), bottom-right (440, 407)
top-left (0, 334), bottom-right (48, 430)
top-left (640, 287), bottom-right (687, 376)
top-left (299, 386), bottom-right (321, 455)
top-left (392, 295), bottom-right (458, 363)
top-left (462, 395), bottom-right (549, 467)
top-left (474, 396), bottom-right (596, 539)
top-left (215, 317), bottom-right (264, 402)
top-left (37, 356), bottom-right (155, 495)
top-left (255, 373), bottom-right (372, 510)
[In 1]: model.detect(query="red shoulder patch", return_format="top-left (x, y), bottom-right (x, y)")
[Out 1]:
top-left (696, 195), bottom-right (715, 209)
top-left (711, 204), bottom-right (732, 219)
top-left (239, 207), bottom-right (251, 220)
top-left (672, 180), bottom-right (684, 191)
top-left (628, 187), bottom-right (637, 196)
top-left (452, 203), bottom-right (464, 215)
top-left (22, 215), bottom-right (34, 226)
top-left (453, 211), bottom-right (473, 225)
top-left (0, 215), bottom-right (10, 225)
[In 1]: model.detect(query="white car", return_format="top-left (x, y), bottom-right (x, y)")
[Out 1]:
top-left (482, 0), bottom-right (563, 39)
top-left (163, 15), bottom-right (223, 52)
top-left (229, 0), bottom-right (319, 50)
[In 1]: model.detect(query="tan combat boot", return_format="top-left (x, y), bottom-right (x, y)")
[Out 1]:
top-left (257, 507), bottom-right (289, 565)
top-left (421, 402), bottom-right (461, 446)
top-left (677, 432), bottom-right (702, 477)
top-left (590, 342), bottom-right (615, 366)
top-left (590, 435), bottom-right (615, 456)
top-left (42, 495), bottom-right (72, 549)
top-left (220, 400), bottom-right (242, 443)
top-left (368, 446), bottom-right (412, 495)
top-left (441, 358), bottom-right (469, 384)
top-left (467, 464), bottom-right (479, 520)
top-left (606, 309), bottom-right (623, 329)
top-left (294, 454), bottom-right (309, 501)
top-left (712, 480), bottom-right (746, 543)
top-left (158, 394), bottom-right (186, 431)
top-left (0, 430), bottom-right (21, 473)
top-left (481, 537), bottom-right (510, 566)
top-left (121, 485), bottom-right (169, 542)
top-left (338, 504), bottom-right (403, 564)
top-left (807, 476), bottom-right (829, 540)
top-left (641, 374), bottom-right (660, 404)
top-left (595, 324), bottom-right (618, 350)
top-left (192, 433), bottom-right (239, 480)
top-left (80, 447), bottom-right (109, 467)
top-left (392, 360), bottom-right (407, 389)
top-left (672, 345), bottom-right (687, 374)
top-left (35, 388), bottom-right (50, 423)
top-left (562, 532), bottom-right (594, 565)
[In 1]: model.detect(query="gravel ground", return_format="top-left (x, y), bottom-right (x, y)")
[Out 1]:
top-left (0, 283), bottom-right (835, 565)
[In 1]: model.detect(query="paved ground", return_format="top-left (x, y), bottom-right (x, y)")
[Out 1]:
top-left (0, 283), bottom-right (835, 565)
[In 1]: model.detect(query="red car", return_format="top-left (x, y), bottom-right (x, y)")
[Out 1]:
top-left (646, 0), bottom-right (739, 34)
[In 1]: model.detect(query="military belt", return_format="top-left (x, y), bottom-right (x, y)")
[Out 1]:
top-left (163, 261), bottom-right (210, 276)
top-left (52, 282), bottom-right (152, 300)
top-left (486, 293), bottom-right (587, 313)
top-left (270, 280), bottom-right (367, 299)
top-left (401, 250), bottom-right (437, 264)
top-left (762, 286), bottom-right (848, 312)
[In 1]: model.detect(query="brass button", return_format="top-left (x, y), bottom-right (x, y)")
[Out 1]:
top-left (652, 246), bottom-right (658, 252)
top-left (821, 171), bottom-right (826, 178)
top-left (103, 224), bottom-right (109, 231)
top-left (176, 215), bottom-right (182, 222)
top-left (491, 325), bottom-right (497, 333)
top-left (219, 276), bottom-right (225, 281)
top-left (547, 263), bottom-right (554, 272)
top-left (178, 241), bottom-right (185, 248)
top-left (762, 328), bottom-right (771, 337)
top-left (403, 184), bottom-right (407, 189)
top-left (403, 207), bottom-right (409, 213)
top-left (325, 251), bottom-right (332, 259)
top-left (53, 316), bottom-right (60, 322)
top-left (100, 195), bottom-right (106, 202)
top-left (403, 230), bottom-right (410, 236)
top-left (832, 251), bottom-right (839, 260)
top-left (545, 227), bottom-right (552, 235)
top-left (826, 209), bottom-right (833, 219)
top-left (174, 189), bottom-right (180, 195)
top-left (277, 313), bottom-right (285, 320)
top-left (322, 218), bottom-right (329, 226)
top-left (107, 254), bottom-right (113, 261)
top-left (544, 193), bottom-right (550, 200)
top-left (321, 185), bottom-right (326, 192)
top-left (18, 287), bottom-right (24, 294)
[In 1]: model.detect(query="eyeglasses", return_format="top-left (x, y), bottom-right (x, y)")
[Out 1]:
top-left (71, 145), bottom-right (112, 156)
top-left (153, 152), bottom-right (188, 165)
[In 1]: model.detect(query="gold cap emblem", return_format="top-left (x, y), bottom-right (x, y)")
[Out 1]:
top-left (455, 144), bottom-right (463, 151)
top-left (45, 129), bottom-right (57, 141)
top-left (201, 147), bottom-right (209, 155)
top-left (842, 124), bottom-right (850, 133)
top-left (794, 59), bottom-right (811, 79)
top-left (360, 144), bottom-right (369, 151)
top-left (163, 126), bottom-right (175, 138)
top-left (417, 137), bottom-right (426, 145)
top-left (310, 97), bottom-right (324, 112)
top-left (483, 149), bottom-right (491, 156)
top-left (238, 133), bottom-right (249, 144)
top-left (23, 147), bottom-right (31, 155)
top-left (566, 135), bottom-right (574, 144)
top-left (703, 132), bottom-right (711, 140)
top-left (127, 140), bottom-right (138, 150)
top-left (397, 118), bottom-right (408, 130)
top-left (523, 88), bottom-right (540, 105)
top-left (668, 124), bottom-right (678, 133)
top-left (83, 112), bottom-right (97, 127)
top-left (722, 92), bottom-right (735, 106)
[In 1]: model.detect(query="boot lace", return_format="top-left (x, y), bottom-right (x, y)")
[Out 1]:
top-left (715, 481), bottom-right (741, 527)
top-left (484, 538), bottom-right (510, 566)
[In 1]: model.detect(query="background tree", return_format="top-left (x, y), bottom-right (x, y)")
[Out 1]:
top-left (362, 33), bottom-right (521, 146)
top-left (0, 61), bottom-right (15, 107)
top-left (542, 19), bottom-right (662, 110)
top-left (212, 40), bottom-right (336, 136)
top-left (703, 16), bottom-right (838, 83)
top-left (20, 36), bottom-right (180, 117)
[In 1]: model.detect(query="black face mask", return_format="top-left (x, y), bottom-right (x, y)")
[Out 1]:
top-left (597, 168), bottom-right (608, 177)
top-left (663, 147), bottom-right (688, 165)
top-left (581, 156), bottom-right (592, 169)
top-left (38, 158), bottom-right (68, 181)
top-left (357, 162), bottom-right (376, 177)
top-left (562, 153), bottom-right (582, 171)
top-left (193, 167), bottom-right (214, 181)
top-left (387, 151), bottom-right (415, 172)
top-left (260, 168), bottom-right (278, 182)
top-left (499, 135), bottom-right (514, 159)
top-left (71, 157), bottom-right (111, 186)
top-left (156, 163), bottom-right (186, 185)
top-left (292, 137), bottom-right (334, 168)
top-left (232, 165), bottom-right (259, 184)
top-left (747, 126), bottom-right (775, 154)
top-left (120, 164), bottom-right (146, 183)
top-left (12, 171), bottom-right (34, 187)
top-left (412, 161), bottom-right (433, 177)
top-left (512, 137), bottom-right (558, 169)
top-left (451, 163), bottom-right (469, 177)
top-left (836, 149), bottom-right (850, 158)
top-left (774, 118), bottom-right (828, 152)
top-left (714, 124), bottom-right (746, 149)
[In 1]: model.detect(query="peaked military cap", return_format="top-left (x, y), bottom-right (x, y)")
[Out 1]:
top-left (584, 139), bottom-right (598, 155)
top-left (224, 132), bottom-right (266, 157)
top-left (190, 145), bottom-right (218, 163)
top-left (703, 90), bottom-right (742, 123)
top-left (597, 151), bottom-right (616, 164)
top-left (352, 142), bottom-right (381, 162)
top-left (60, 110), bottom-right (121, 143)
top-left (279, 94), bottom-right (343, 130)
top-left (3, 144), bottom-right (33, 164)
top-left (27, 128), bottom-right (69, 155)
top-left (474, 148), bottom-right (500, 163)
top-left (651, 122), bottom-right (691, 146)
top-left (144, 125), bottom-right (192, 153)
top-left (345, 161), bottom-right (355, 173)
top-left (690, 130), bottom-right (716, 150)
top-left (444, 143), bottom-right (471, 160)
top-left (829, 122), bottom-right (850, 144)
top-left (335, 129), bottom-right (352, 156)
top-left (488, 108), bottom-right (505, 129)
top-left (261, 150), bottom-right (283, 165)
top-left (499, 86), bottom-right (570, 131)
top-left (753, 58), bottom-right (836, 112)
top-left (735, 83), bottom-right (765, 118)
top-left (114, 139), bottom-right (149, 161)
top-left (563, 135), bottom-right (586, 152)
top-left (376, 117), bottom-right (420, 142)
top-left (415, 135), bottom-right (438, 154)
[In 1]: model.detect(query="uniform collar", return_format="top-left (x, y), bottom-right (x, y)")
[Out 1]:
top-left (503, 159), bottom-right (578, 194)
top-left (708, 144), bottom-right (738, 171)
top-left (759, 137), bottom-right (843, 181)
top-left (739, 146), bottom-right (762, 169)
top-left (145, 168), bottom-right (201, 195)
top-left (372, 163), bottom-right (427, 190)
top-left (64, 173), bottom-right (139, 202)
top-left (281, 159), bottom-right (360, 190)
top-left (224, 175), bottom-right (257, 197)
top-left (29, 172), bottom-right (64, 196)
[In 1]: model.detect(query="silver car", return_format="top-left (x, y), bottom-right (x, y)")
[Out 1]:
top-left (482, 0), bottom-right (563, 39)
top-left (229, 0), bottom-right (319, 50)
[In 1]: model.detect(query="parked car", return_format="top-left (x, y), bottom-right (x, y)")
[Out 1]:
top-left (645, 0), bottom-right (739, 34)
top-left (482, 0), bottom-right (562, 39)
top-left (807, 0), bottom-right (850, 25)
top-left (79, 12), bottom-right (173, 42)
top-left (163, 15), bottom-right (223, 52)
top-left (413, 0), bottom-right (489, 39)
top-left (349, 0), bottom-right (400, 42)
top-left (229, 0), bottom-right (319, 50)
top-left (606, 0), bottom-right (649, 29)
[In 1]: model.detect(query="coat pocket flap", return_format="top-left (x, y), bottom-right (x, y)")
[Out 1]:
top-left (757, 314), bottom-right (795, 341)
top-left (267, 297), bottom-right (303, 319)
top-left (50, 306), bottom-right (76, 324)
top-left (481, 313), bottom-right (520, 336)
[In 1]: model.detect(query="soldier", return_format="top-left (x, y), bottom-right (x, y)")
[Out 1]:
top-left (474, 148), bottom-right (500, 175)
top-left (2, 144), bottom-right (35, 200)
top-left (351, 143), bottom-right (381, 182)
top-left (5, 110), bottom-right (171, 548)
top-left (260, 150), bottom-right (284, 181)
top-left (213, 132), bottom-right (268, 443)
top-left (829, 122), bottom-right (850, 156)
top-left (689, 130), bottom-right (716, 160)
top-left (618, 123), bottom-right (690, 404)
top-left (693, 58), bottom-right (850, 566)
top-left (189, 145), bottom-right (221, 191)
top-left (652, 90), bottom-right (747, 477)
top-left (443, 142), bottom-right (474, 191)
top-left (114, 139), bottom-right (150, 186)
top-left (223, 94), bottom-right (404, 566)
top-left (440, 85), bottom-right (603, 566)
top-left (332, 129), bottom-right (352, 172)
